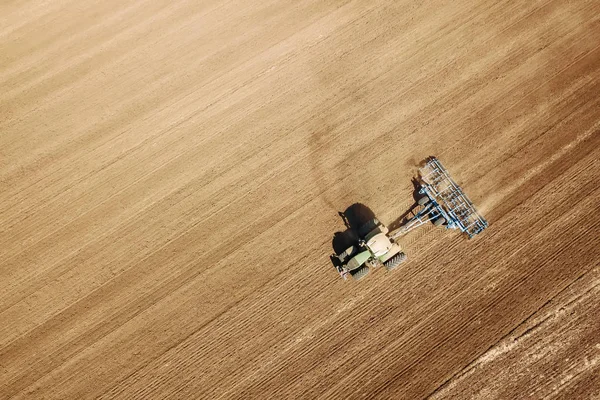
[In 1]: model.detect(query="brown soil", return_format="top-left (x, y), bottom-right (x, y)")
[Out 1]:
top-left (1, 1), bottom-right (599, 399)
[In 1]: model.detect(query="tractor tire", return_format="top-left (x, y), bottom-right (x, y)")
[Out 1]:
top-left (433, 217), bottom-right (446, 226)
top-left (417, 195), bottom-right (430, 206)
top-left (384, 252), bottom-right (407, 271)
top-left (350, 265), bottom-right (370, 281)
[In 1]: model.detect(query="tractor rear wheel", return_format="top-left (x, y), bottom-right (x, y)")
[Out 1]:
top-left (350, 265), bottom-right (369, 281)
top-left (384, 252), bottom-right (407, 270)
top-left (417, 195), bottom-right (430, 206)
top-left (433, 217), bottom-right (446, 226)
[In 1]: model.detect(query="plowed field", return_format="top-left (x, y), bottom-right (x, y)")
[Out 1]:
top-left (1, 1), bottom-right (599, 399)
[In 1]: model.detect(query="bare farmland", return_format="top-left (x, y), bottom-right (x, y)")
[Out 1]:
top-left (1, 0), bottom-right (599, 398)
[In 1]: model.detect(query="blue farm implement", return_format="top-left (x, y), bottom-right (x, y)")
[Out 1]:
top-left (390, 157), bottom-right (488, 240)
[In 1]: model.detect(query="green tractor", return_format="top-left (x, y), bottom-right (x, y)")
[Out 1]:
top-left (336, 218), bottom-right (407, 280)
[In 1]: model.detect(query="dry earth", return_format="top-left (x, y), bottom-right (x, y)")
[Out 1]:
top-left (1, 0), bottom-right (599, 399)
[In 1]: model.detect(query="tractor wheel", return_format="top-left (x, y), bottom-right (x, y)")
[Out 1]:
top-left (417, 195), bottom-right (430, 206)
top-left (384, 252), bottom-right (407, 271)
top-left (350, 265), bottom-right (370, 281)
top-left (433, 217), bottom-right (446, 226)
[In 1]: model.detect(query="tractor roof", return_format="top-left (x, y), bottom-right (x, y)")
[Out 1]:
top-left (366, 232), bottom-right (392, 257)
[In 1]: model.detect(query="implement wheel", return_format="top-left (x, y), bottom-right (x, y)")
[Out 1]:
top-left (350, 265), bottom-right (370, 281)
top-left (433, 217), bottom-right (446, 226)
top-left (384, 252), bottom-right (407, 271)
top-left (417, 195), bottom-right (430, 206)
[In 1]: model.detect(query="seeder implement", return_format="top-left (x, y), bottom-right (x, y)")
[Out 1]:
top-left (390, 157), bottom-right (488, 239)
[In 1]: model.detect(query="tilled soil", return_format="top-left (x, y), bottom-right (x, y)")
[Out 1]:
top-left (1, 1), bottom-right (599, 399)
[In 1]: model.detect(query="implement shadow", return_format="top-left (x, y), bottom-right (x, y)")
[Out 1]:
top-left (388, 178), bottom-right (422, 232)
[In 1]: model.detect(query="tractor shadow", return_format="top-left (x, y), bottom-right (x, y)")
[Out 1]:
top-left (330, 203), bottom-right (376, 271)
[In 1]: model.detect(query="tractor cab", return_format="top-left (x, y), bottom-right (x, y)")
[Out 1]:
top-left (365, 232), bottom-right (394, 258)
